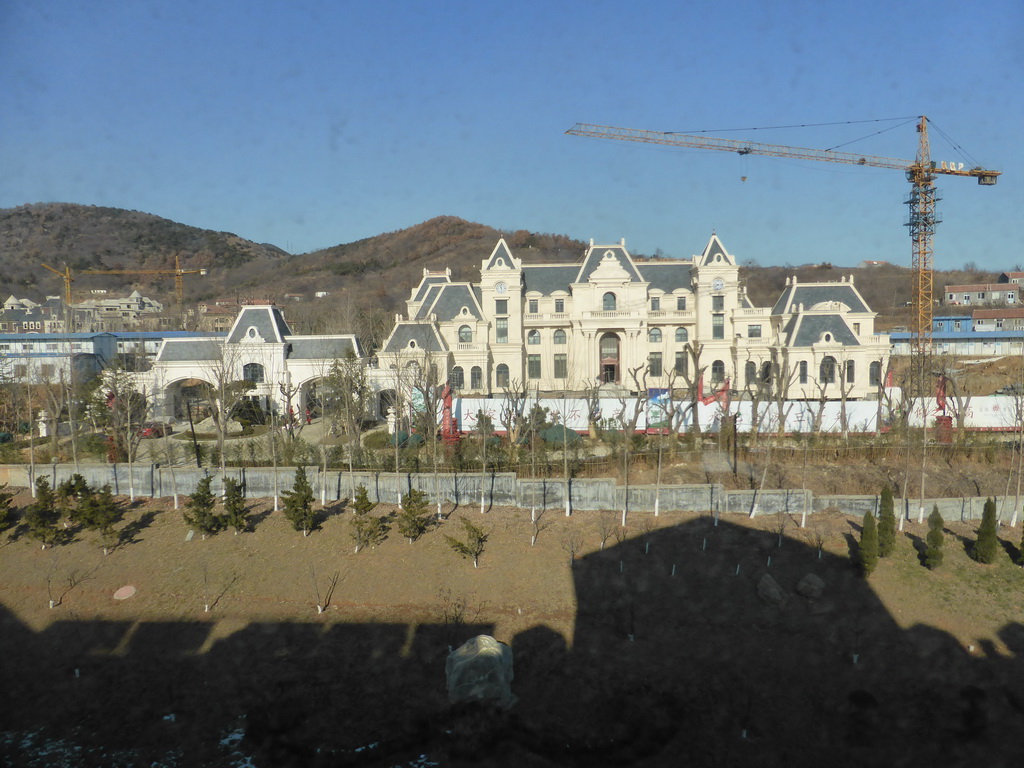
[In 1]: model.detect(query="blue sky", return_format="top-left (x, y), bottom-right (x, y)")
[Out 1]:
top-left (2, 0), bottom-right (1020, 270)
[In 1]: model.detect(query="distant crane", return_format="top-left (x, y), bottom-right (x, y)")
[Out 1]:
top-left (565, 116), bottom-right (1000, 357)
top-left (41, 263), bottom-right (74, 305)
top-left (82, 254), bottom-right (208, 308)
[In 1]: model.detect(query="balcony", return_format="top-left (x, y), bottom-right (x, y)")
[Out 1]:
top-left (524, 312), bottom-right (571, 325)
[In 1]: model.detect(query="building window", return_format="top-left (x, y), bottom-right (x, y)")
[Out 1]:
top-left (496, 363), bottom-right (510, 388)
top-left (845, 359), bottom-right (855, 384)
top-left (760, 362), bottom-right (773, 384)
top-left (528, 299), bottom-right (538, 314)
top-left (1010, 292), bottom-right (1017, 304)
top-left (554, 298), bottom-right (565, 313)
top-left (459, 325), bottom-right (472, 343)
top-left (243, 363), bottom-right (265, 383)
top-left (14, 365), bottom-right (27, 378)
top-left (799, 360), bottom-right (808, 384)
top-left (651, 296), bottom-right (660, 311)
top-left (603, 292), bottom-right (616, 311)
top-left (820, 356), bottom-right (836, 384)
top-left (527, 354), bottom-right (541, 380)
top-left (745, 361), bottom-right (756, 386)
top-left (553, 329), bottom-right (566, 345)
top-left (471, 366), bottom-right (482, 389)
top-left (451, 366), bottom-right (464, 390)
top-left (869, 361), bottom-right (882, 386)
top-left (853, 323), bottom-right (861, 335)
top-left (712, 295), bottom-right (724, 311)
top-left (554, 353), bottom-right (567, 379)
top-left (648, 328), bottom-right (662, 343)
top-left (954, 320), bottom-right (962, 332)
top-left (710, 360), bottom-right (725, 384)
top-left (675, 327), bottom-right (688, 343)
top-left (40, 364), bottom-right (55, 378)
top-left (496, 318), bottom-right (508, 344)
top-left (495, 299), bottom-right (508, 315)
top-left (712, 314), bottom-right (724, 340)
top-left (649, 352), bottom-right (662, 377)
top-left (674, 351), bottom-right (688, 377)
top-left (527, 330), bottom-right (541, 345)
top-left (747, 324), bottom-right (761, 338)
top-left (677, 296), bottom-right (687, 311)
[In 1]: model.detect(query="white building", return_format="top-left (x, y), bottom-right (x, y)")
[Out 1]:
top-left (136, 305), bottom-right (363, 421)
top-left (377, 235), bottom-right (891, 401)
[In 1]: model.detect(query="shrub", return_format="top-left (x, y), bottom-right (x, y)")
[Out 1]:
top-left (25, 478), bottom-right (61, 548)
top-left (444, 516), bottom-right (489, 568)
top-left (925, 505), bottom-right (944, 569)
top-left (282, 466), bottom-right (315, 535)
top-left (183, 476), bottom-right (224, 539)
top-left (858, 511), bottom-right (879, 577)
top-left (973, 497), bottom-right (999, 564)
top-left (877, 486), bottom-right (896, 557)
top-left (396, 488), bottom-right (432, 543)
top-left (223, 478), bottom-right (248, 534)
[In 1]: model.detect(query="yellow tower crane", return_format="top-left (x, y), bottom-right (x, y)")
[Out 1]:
top-left (565, 117), bottom-right (1000, 359)
top-left (81, 254), bottom-right (207, 307)
top-left (41, 263), bottom-right (74, 305)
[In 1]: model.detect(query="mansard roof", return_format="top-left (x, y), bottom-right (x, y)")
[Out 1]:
top-left (414, 283), bottom-right (483, 322)
top-left (522, 265), bottom-right (580, 295)
top-left (227, 305), bottom-right (293, 344)
top-left (412, 272), bottom-right (452, 303)
top-left (157, 337), bottom-right (224, 362)
top-left (771, 282), bottom-right (869, 316)
top-left (288, 336), bottom-right (362, 360)
top-left (381, 322), bottom-right (448, 354)
top-left (782, 314), bottom-right (860, 348)
top-left (574, 244), bottom-right (643, 284)
top-left (636, 263), bottom-right (692, 293)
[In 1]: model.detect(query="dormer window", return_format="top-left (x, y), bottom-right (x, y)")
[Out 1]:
top-left (458, 325), bottom-right (472, 343)
top-left (603, 292), bottom-right (617, 311)
top-left (408, 340), bottom-right (417, 349)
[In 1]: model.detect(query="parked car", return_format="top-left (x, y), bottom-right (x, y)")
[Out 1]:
top-left (138, 422), bottom-right (172, 438)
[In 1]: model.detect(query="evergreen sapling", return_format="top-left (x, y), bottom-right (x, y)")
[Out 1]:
top-left (858, 511), bottom-right (879, 576)
top-left (877, 486), bottom-right (896, 557)
top-left (183, 476), bottom-right (224, 539)
top-left (925, 505), bottom-right (945, 569)
top-left (974, 497), bottom-right (999, 564)
top-left (282, 466), bottom-right (315, 536)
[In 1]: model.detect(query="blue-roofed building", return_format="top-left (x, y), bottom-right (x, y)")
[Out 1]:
top-left (379, 235), bottom-right (890, 401)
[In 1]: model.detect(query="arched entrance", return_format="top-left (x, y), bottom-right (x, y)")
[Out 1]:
top-left (599, 332), bottom-right (620, 383)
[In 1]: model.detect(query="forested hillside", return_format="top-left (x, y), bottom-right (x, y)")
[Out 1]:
top-left (0, 202), bottom-right (999, 343)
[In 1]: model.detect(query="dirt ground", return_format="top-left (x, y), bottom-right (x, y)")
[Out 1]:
top-left (1, 489), bottom-right (1023, 767)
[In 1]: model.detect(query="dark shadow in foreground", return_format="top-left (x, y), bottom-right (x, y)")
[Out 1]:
top-left (1, 517), bottom-right (1022, 767)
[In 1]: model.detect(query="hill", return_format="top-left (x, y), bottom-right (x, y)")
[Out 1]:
top-left (0, 203), bottom-right (1001, 344)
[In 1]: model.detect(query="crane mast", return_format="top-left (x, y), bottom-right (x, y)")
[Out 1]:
top-left (566, 117), bottom-right (999, 369)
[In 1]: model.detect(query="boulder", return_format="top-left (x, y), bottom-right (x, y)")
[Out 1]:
top-left (445, 635), bottom-right (516, 708)
top-left (796, 573), bottom-right (826, 599)
top-left (756, 573), bottom-right (787, 606)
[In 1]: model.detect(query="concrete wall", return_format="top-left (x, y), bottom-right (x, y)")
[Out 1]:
top-left (1, 463), bottom-right (1019, 524)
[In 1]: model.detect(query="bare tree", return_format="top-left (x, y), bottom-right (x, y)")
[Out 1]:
top-left (617, 364), bottom-right (651, 527)
top-left (561, 530), bottom-right (584, 567)
top-left (497, 377), bottom-right (530, 466)
top-left (199, 345), bottom-right (255, 489)
top-left (595, 510), bottom-right (615, 551)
